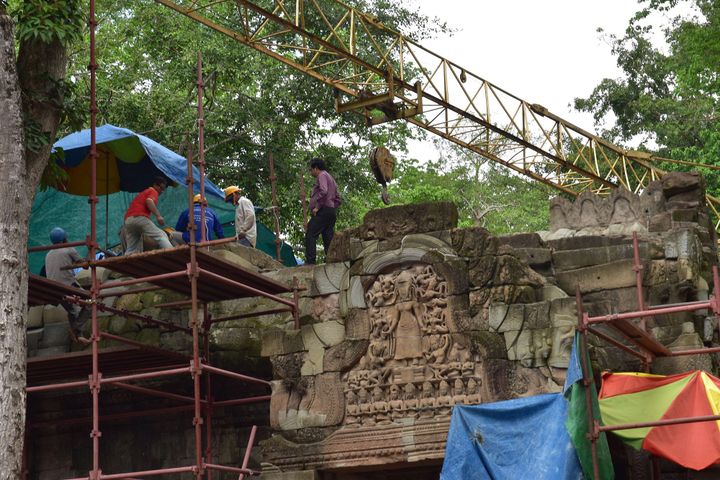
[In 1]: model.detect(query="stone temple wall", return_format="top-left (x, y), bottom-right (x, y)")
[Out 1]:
top-left (25, 171), bottom-right (718, 479)
top-left (259, 172), bottom-right (718, 479)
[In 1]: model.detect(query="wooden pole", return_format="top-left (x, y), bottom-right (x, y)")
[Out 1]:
top-left (268, 153), bottom-right (282, 261)
top-left (299, 170), bottom-right (308, 230)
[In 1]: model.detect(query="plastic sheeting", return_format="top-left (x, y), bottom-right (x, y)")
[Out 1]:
top-left (29, 187), bottom-right (296, 272)
top-left (52, 125), bottom-right (224, 198)
top-left (440, 393), bottom-right (583, 480)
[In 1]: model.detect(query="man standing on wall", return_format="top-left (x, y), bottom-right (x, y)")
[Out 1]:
top-left (123, 176), bottom-right (173, 255)
top-left (305, 158), bottom-right (341, 264)
top-left (224, 186), bottom-right (257, 247)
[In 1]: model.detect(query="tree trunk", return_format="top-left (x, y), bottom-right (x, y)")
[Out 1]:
top-left (0, 8), bottom-right (69, 477)
top-left (0, 11), bottom-right (30, 479)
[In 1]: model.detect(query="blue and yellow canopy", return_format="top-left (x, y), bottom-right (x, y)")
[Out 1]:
top-left (52, 124), bottom-right (224, 198)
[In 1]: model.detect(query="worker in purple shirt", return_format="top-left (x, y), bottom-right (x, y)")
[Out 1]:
top-left (305, 158), bottom-right (342, 264)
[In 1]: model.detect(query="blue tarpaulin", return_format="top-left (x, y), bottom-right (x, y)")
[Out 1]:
top-left (440, 394), bottom-right (583, 480)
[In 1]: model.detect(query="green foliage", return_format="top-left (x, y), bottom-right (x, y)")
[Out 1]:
top-left (575, 0), bottom-right (720, 196)
top-left (380, 142), bottom-right (551, 234)
top-left (9, 0), bottom-right (84, 45)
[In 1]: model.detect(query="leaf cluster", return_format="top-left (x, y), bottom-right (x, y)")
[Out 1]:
top-left (9, 0), bottom-right (84, 45)
top-left (574, 0), bottom-right (720, 196)
top-left (383, 141), bottom-right (551, 234)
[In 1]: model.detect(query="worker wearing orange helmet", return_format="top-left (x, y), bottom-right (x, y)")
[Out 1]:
top-left (224, 186), bottom-right (256, 247)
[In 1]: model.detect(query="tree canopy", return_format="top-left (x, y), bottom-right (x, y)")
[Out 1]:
top-left (575, 0), bottom-right (720, 195)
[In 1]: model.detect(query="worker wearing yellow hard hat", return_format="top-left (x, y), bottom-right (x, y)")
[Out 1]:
top-left (172, 193), bottom-right (224, 244)
top-left (224, 186), bottom-right (257, 248)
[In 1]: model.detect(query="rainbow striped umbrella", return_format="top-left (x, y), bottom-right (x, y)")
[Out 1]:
top-left (599, 370), bottom-right (720, 470)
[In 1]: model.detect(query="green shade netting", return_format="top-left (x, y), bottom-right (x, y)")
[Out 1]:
top-left (29, 187), bottom-right (296, 272)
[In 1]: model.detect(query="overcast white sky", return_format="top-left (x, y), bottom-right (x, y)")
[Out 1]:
top-left (405, 0), bottom-right (641, 161)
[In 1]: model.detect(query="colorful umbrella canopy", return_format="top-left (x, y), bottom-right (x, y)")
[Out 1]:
top-left (599, 370), bottom-right (720, 470)
top-left (51, 125), bottom-right (224, 198)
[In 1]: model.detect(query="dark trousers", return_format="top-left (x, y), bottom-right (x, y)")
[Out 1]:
top-left (304, 207), bottom-right (337, 264)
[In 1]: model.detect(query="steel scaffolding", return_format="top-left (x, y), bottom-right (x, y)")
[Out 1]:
top-left (576, 232), bottom-right (720, 478)
top-left (23, 2), bottom-right (298, 478)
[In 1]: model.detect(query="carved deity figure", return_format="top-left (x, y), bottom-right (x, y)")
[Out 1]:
top-left (363, 264), bottom-right (456, 369)
top-left (548, 315), bottom-right (575, 368)
top-left (388, 384), bottom-right (404, 421)
top-left (402, 383), bottom-right (419, 418)
top-left (421, 297), bottom-right (451, 364)
top-left (358, 387), bottom-right (375, 426)
top-left (416, 265), bottom-right (447, 301)
top-left (372, 386), bottom-right (391, 425)
top-left (345, 390), bottom-right (360, 427)
top-left (451, 378), bottom-right (467, 405)
top-left (436, 380), bottom-right (453, 416)
top-left (464, 378), bottom-right (481, 405)
top-left (388, 269), bottom-right (424, 362)
top-left (418, 381), bottom-right (436, 419)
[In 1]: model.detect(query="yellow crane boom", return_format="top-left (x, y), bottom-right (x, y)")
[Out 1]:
top-left (155, 0), bottom-right (720, 225)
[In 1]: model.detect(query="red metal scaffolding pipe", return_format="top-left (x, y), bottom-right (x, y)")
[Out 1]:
top-left (587, 300), bottom-right (713, 324)
top-left (99, 366), bottom-right (191, 385)
top-left (575, 288), bottom-right (601, 480)
top-left (66, 465), bottom-right (195, 480)
top-left (98, 269), bottom-right (188, 290)
top-left (196, 236), bottom-right (241, 248)
top-left (26, 379), bottom-right (89, 393)
top-left (204, 463), bottom-right (257, 475)
top-left (238, 425), bottom-right (258, 480)
top-left (199, 268), bottom-right (295, 308)
top-left (28, 239), bottom-right (89, 253)
top-left (189, 205), bottom-right (204, 480)
top-left (197, 53), bottom-right (207, 245)
top-left (97, 284), bottom-right (163, 299)
top-left (210, 307), bottom-right (292, 325)
top-left (107, 382), bottom-right (199, 404)
top-left (647, 299), bottom-right (711, 310)
top-left (88, 0), bottom-right (102, 475)
top-left (586, 327), bottom-right (647, 361)
top-left (201, 363), bottom-right (271, 387)
top-left (210, 395), bottom-right (272, 408)
top-left (632, 232), bottom-right (648, 331)
top-left (669, 345), bottom-right (720, 357)
top-left (599, 413), bottom-right (720, 432)
top-left (203, 304), bottom-right (214, 480)
top-left (268, 152), bottom-right (282, 261)
top-left (97, 308), bottom-right (191, 333)
top-left (99, 332), bottom-right (191, 357)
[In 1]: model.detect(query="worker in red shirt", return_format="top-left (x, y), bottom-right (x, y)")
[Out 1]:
top-left (123, 176), bottom-right (173, 255)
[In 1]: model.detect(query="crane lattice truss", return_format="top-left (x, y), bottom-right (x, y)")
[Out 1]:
top-left (155, 0), bottom-right (720, 225)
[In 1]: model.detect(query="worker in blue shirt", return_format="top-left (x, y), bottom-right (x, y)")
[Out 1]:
top-left (175, 194), bottom-right (225, 243)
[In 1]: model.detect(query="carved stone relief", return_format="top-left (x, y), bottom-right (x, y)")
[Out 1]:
top-left (343, 263), bottom-right (482, 427)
